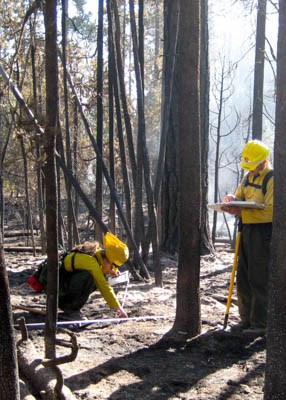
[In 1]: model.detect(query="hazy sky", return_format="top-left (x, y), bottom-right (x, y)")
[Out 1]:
top-left (210, 1), bottom-right (278, 140)
top-left (210, 1), bottom-right (278, 65)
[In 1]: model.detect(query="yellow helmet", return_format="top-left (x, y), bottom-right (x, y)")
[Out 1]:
top-left (240, 140), bottom-right (270, 171)
top-left (103, 232), bottom-right (129, 267)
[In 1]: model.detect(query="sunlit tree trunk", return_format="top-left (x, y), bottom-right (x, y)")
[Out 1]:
top-left (172, 0), bottom-right (201, 338)
top-left (161, 0), bottom-right (212, 256)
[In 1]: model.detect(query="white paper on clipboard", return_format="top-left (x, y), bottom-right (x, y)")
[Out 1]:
top-left (208, 201), bottom-right (265, 213)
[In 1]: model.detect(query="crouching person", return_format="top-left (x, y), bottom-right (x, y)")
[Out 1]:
top-left (60, 232), bottom-right (129, 319)
top-left (29, 232), bottom-right (129, 320)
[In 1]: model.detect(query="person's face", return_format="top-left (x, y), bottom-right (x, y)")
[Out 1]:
top-left (102, 258), bottom-right (118, 276)
top-left (249, 160), bottom-right (266, 176)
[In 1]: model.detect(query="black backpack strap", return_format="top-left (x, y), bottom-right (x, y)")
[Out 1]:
top-left (242, 173), bottom-right (262, 190)
top-left (262, 170), bottom-right (273, 195)
top-left (69, 248), bottom-right (98, 272)
top-left (70, 250), bottom-right (79, 271)
top-left (242, 170), bottom-right (273, 195)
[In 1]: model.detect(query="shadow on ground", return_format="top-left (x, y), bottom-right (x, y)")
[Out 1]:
top-left (65, 329), bottom-right (266, 399)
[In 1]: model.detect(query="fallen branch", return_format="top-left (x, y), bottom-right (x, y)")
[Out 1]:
top-left (17, 319), bottom-right (78, 400)
top-left (4, 231), bottom-right (38, 237)
top-left (13, 304), bottom-right (46, 316)
top-left (19, 379), bottom-right (36, 400)
top-left (4, 246), bottom-right (42, 253)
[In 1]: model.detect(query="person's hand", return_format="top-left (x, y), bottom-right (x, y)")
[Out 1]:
top-left (221, 205), bottom-right (241, 216)
top-left (223, 193), bottom-right (237, 203)
top-left (222, 193), bottom-right (241, 215)
top-left (116, 307), bottom-right (128, 318)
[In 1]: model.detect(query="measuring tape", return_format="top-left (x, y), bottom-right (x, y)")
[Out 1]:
top-left (16, 315), bottom-right (174, 330)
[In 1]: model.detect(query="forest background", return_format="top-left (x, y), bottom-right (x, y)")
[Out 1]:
top-left (1, 0), bottom-right (286, 399)
top-left (0, 0), bottom-right (279, 254)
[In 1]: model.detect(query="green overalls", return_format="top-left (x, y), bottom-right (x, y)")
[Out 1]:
top-left (235, 168), bottom-right (273, 328)
top-left (59, 250), bottom-right (120, 312)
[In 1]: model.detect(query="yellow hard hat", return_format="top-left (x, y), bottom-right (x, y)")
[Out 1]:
top-left (103, 232), bottom-right (129, 267)
top-left (240, 140), bottom-right (270, 171)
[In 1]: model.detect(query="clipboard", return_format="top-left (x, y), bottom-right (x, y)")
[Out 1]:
top-left (208, 201), bottom-right (265, 213)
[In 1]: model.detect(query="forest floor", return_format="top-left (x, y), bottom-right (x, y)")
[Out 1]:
top-left (7, 245), bottom-right (266, 400)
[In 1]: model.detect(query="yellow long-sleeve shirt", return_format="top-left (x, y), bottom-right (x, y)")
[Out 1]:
top-left (235, 167), bottom-right (273, 224)
top-left (63, 250), bottom-right (120, 309)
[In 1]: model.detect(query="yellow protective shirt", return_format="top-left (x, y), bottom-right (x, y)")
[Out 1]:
top-left (63, 250), bottom-right (120, 309)
top-left (235, 167), bottom-right (273, 224)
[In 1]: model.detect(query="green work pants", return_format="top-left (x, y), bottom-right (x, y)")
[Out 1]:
top-left (236, 223), bottom-right (272, 328)
top-left (58, 270), bottom-right (96, 312)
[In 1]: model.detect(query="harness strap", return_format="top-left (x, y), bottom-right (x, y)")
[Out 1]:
top-left (71, 252), bottom-right (77, 271)
top-left (69, 249), bottom-right (99, 272)
top-left (242, 170), bottom-right (273, 196)
top-left (262, 170), bottom-right (273, 195)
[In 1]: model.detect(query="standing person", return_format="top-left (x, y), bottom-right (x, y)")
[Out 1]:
top-left (59, 232), bottom-right (129, 319)
top-left (223, 140), bottom-right (273, 333)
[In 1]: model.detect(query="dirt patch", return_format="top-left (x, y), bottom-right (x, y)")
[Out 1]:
top-left (7, 248), bottom-right (266, 399)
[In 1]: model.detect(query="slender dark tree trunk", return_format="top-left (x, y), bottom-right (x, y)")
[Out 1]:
top-left (0, 90), bottom-right (6, 236)
top-left (112, 0), bottom-right (137, 188)
top-left (0, 180), bottom-right (3, 241)
top-left (0, 97), bottom-right (20, 395)
top-left (172, 0), bottom-right (201, 337)
top-left (129, 0), bottom-right (161, 285)
top-left (160, 0), bottom-right (180, 253)
top-left (154, 1), bottom-right (160, 79)
top-left (200, 0), bottom-right (213, 255)
top-left (112, 0), bottom-right (144, 263)
top-left (56, 152), bottom-right (64, 246)
top-left (59, 66), bottom-right (150, 279)
top-left (264, 0), bottom-right (286, 397)
top-left (107, 0), bottom-right (132, 231)
top-left (95, 0), bottom-right (104, 240)
top-left (19, 136), bottom-right (36, 255)
top-left (154, 0), bottom-right (179, 206)
top-left (0, 241), bottom-right (20, 399)
top-left (138, 0), bottom-right (144, 90)
top-left (30, 21), bottom-right (46, 253)
top-left (0, 175), bottom-right (3, 239)
top-left (62, 0), bottom-right (74, 248)
top-left (252, 0), bottom-right (267, 140)
top-left (211, 68), bottom-right (224, 243)
top-left (134, 0), bottom-right (146, 259)
top-left (44, 0), bottom-right (59, 359)
top-left (107, 0), bottom-right (116, 233)
top-left (72, 99), bottom-right (80, 243)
